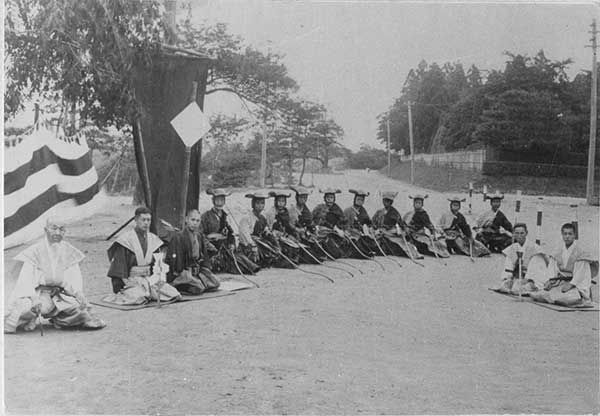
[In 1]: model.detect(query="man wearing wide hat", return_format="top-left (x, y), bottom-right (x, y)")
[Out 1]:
top-left (289, 186), bottom-right (315, 232)
top-left (200, 188), bottom-right (259, 275)
top-left (265, 190), bottom-right (302, 267)
top-left (403, 194), bottom-right (450, 258)
top-left (474, 191), bottom-right (513, 253)
top-left (343, 189), bottom-right (378, 258)
top-left (439, 196), bottom-right (490, 257)
top-left (312, 188), bottom-right (347, 258)
top-left (238, 191), bottom-right (278, 268)
top-left (372, 191), bottom-right (422, 259)
top-left (289, 186), bottom-right (325, 264)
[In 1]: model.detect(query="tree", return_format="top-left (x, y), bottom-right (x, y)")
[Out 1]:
top-left (5, 0), bottom-right (168, 126)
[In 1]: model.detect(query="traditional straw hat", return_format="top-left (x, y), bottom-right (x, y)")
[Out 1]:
top-left (408, 194), bottom-right (428, 200)
top-left (485, 191), bottom-right (505, 200)
top-left (289, 186), bottom-right (311, 195)
top-left (207, 188), bottom-right (231, 197)
top-left (380, 191), bottom-right (399, 200)
top-left (269, 190), bottom-right (291, 198)
top-left (447, 196), bottom-right (466, 203)
top-left (319, 188), bottom-right (342, 194)
top-left (245, 191), bottom-right (271, 199)
top-left (349, 189), bottom-right (370, 197)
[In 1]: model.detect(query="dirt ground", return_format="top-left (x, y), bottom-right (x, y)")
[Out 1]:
top-left (3, 170), bottom-right (599, 415)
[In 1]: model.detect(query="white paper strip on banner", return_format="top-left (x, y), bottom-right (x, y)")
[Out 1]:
top-left (170, 101), bottom-right (211, 147)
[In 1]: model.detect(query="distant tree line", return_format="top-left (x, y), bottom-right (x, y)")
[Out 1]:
top-left (377, 51), bottom-right (597, 165)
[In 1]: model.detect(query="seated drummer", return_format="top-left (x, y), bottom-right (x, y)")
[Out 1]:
top-left (530, 223), bottom-right (598, 306)
top-left (200, 188), bottom-right (259, 275)
top-left (474, 191), bottom-right (513, 253)
top-left (403, 194), bottom-right (450, 258)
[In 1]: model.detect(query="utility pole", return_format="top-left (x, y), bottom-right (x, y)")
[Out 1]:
top-left (408, 101), bottom-right (415, 184)
top-left (586, 19), bottom-right (599, 205)
top-left (260, 124), bottom-right (267, 187)
top-left (386, 117), bottom-right (391, 177)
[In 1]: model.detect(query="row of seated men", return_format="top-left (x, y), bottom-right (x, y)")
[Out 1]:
top-left (4, 187), bottom-right (595, 333)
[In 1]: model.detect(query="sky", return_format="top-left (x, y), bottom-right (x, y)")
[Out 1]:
top-left (194, 1), bottom-right (597, 150)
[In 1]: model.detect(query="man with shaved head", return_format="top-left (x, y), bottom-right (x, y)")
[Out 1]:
top-left (4, 217), bottom-right (105, 333)
top-left (165, 209), bottom-right (220, 294)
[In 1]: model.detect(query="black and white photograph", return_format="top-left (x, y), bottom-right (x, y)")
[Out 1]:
top-left (2, 0), bottom-right (599, 414)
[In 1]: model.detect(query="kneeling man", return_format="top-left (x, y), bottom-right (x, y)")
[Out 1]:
top-left (5, 218), bottom-right (105, 333)
top-left (106, 207), bottom-right (181, 305)
top-left (530, 223), bottom-right (598, 306)
top-left (165, 209), bottom-right (220, 295)
top-left (492, 223), bottom-right (546, 295)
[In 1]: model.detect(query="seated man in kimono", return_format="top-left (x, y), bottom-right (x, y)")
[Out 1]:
top-left (289, 186), bottom-right (326, 264)
top-left (343, 189), bottom-right (378, 258)
top-left (200, 188), bottom-right (259, 275)
top-left (238, 191), bottom-right (278, 268)
top-left (165, 209), bottom-right (220, 295)
top-left (371, 191), bottom-right (422, 259)
top-left (5, 218), bottom-right (105, 333)
top-left (312, 188), bottom-right (348, 258)
top-left (439, 196), bottom-right (490, 257)
top-left (475, 191), bottom-right (513, 253)
top-left (530, 223), bottom-right (598, 306)
top-left (491, 223), bottom-right (546, 295)
top-left (403, 194), bottom-right (450, 258)
top-left (265, 190), bottom-right (302, 267)
top-left (105, 207), bottom-right (181, 305)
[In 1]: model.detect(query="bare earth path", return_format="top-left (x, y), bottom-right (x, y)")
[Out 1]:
top-left (4, 170), bottom-right (599, 414)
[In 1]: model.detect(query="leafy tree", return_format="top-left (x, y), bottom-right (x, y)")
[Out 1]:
top-left (346, 145), bottom-right (388, 170)
top-left (5, 0), bottom-right (168, 126)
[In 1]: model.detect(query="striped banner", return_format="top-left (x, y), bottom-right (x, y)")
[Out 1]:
top-left (4, 124), bottom-right (103, 248)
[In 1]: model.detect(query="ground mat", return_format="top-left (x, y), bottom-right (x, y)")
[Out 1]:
top-left (90, 290), bottom-right (235, 311)
top-left (488, 288), bottom-right (600, 312)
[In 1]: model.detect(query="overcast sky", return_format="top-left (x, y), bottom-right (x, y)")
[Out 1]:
top-left (193, 1), bottom-right (599, 150)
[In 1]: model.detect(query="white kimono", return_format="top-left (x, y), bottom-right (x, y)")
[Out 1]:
top-left (5, 238), bottom-right (101, 331)
top-left (493, 238), bottom-right (548, 293)
top-left (530, 241), bottom-right (598, 304)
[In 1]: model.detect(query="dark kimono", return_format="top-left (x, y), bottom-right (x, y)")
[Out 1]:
top-left (239, 211), bottom-right (279, 269)
top-left (200, 208), bottom-right (259, 275)
top-left (343, 205), bottom-right (378, 258)
top-left (266, 207), bottom-right (301, 268)
top-left (165, 229), bottom-right (220, 294)
top-left (475, 209), bottom-right (514, 253)
top-left (107, 228), bottom-right (164, 293)
top-left (439, 211), bottom-right (490, 257)
top-left (311, 203), bottom-right (348, 259)
top-left (404, 209), bottom-right (450, 258)
top-left (289, 204), bottom-right (326, 264)
top-left (371, 207), bottom-right (422, 259)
